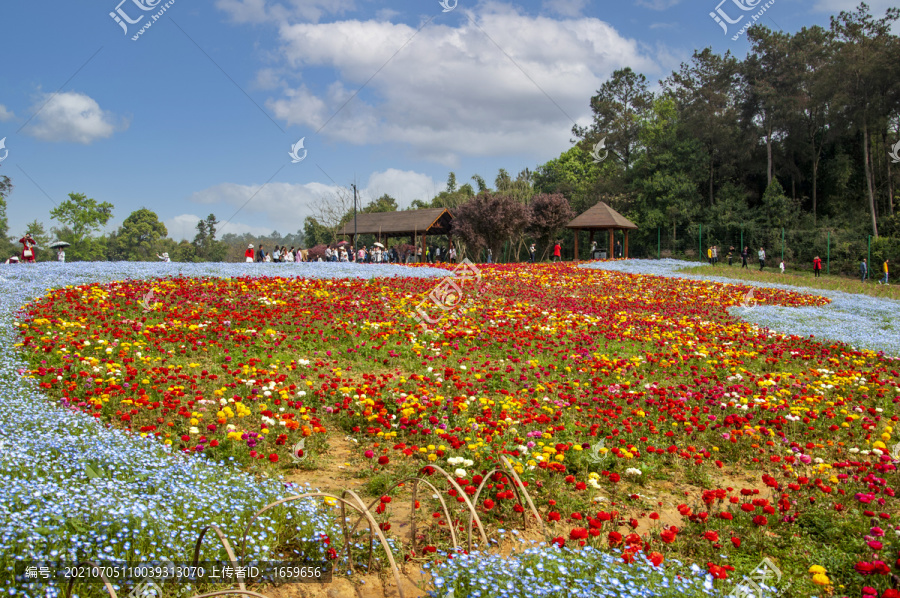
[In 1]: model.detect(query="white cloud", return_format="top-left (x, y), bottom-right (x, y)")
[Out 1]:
top-left (24, 91), bottom-right (128, 144)
top-left (362, 169), bottom-right (442, 207)
top-left (0, 105), bottom-right (14, 122)
top-left (184, 169), bottom-right (443, 236)
top-left (263, 4), bottom-right (659, 164)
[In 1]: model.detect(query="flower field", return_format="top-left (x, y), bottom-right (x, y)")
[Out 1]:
top-left (6, 261), bottom-right (900, 597)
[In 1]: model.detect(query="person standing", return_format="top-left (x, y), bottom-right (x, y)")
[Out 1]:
top-left (529, 243), bottom-right (536, 263)
top-left (487, 248), bottom-right (493, 263)
top-left (758, 247), bottom-right (766, 271)
top-left (707, 246), bottom-right (712, 265)
top-left (779, 260), bottom-right (785, 274)
top-left (57, 247), bottom-right (65, 263)
top-left (552, 241), bottom-right (561, 262)
top-left (156, 252), bottom-right (171, 262)
top-left (860, 258), bottom-right (868, 283)
top-left (880, 259), bottom-right (889, 285)
top-left (741, 247), bottom-right (749, 269)
top-left (19, 233), bottom-right (37, 263)
top-left (245, 244), bottom-right (255, 262)
top-left (712, 245), bottom-right (718, 266)
top-left (813, 256), bottom-right (822, 278)
top-left (727, 246), bottom-right (734, 266)
top-left (614, 240), bottom-right (621, 258)
top-left (449, 246), bottom-right (457, 264)
top-left (256, 244), bottom-right (265, 262)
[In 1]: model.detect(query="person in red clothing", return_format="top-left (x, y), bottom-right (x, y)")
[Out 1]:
top-left (19, 233), bottom-right (37, 263)
top-left (552, 241), bottom-right (561, 262)
top-left (813, 255), bottom-right (822, 278)
top-left (244, 244), bottom-right (255, 263)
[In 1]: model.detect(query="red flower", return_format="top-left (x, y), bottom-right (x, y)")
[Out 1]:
top-left (752, 515), bottom-right (768, 526)
top-left (648, 552), bottom-right (664, 566)
top-left (483, 499), bottom-right (495, 510)
top-left (703, 531), bottom-right (719, 542)
top-left (608, 531), bottom-right (623, 546)
top-left (378, 456), bottom-right (389, 465)
top-left (569, 527), bottom-right (588, 540)
top-left (661, 528), bottom-right (678, 544)
top-left (730, 537), bottom-right (741, 548)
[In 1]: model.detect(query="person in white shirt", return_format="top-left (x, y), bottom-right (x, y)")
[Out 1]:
top-left (57, 248), bottom-right (65, 263)
top-left (157, 252), bottom-right (170, 262)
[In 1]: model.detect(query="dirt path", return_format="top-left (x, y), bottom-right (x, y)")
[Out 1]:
top-left (271, 433), bottom-right (429, 598)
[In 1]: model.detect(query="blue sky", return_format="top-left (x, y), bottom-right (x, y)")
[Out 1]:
top-left (0, 0), bottom-right (888, 241)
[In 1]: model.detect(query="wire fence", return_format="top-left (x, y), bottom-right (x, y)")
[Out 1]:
top-left (623, 225), bottom-right (900, 277)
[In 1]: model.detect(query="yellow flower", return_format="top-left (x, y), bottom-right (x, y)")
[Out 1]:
top-left (808, 565), bottom-right (826, 575)
top-left (811, 573), bottom-right (831, 586)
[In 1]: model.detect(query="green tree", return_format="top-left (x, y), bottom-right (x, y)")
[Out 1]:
top-left (742, 27), bottom-right (797, 186)
top-left (303, 216), bottom-right (333, 248)
top-left (664, 48), bottom-right (743, 207)
top-left (107, 208), bottom-right (168, 261)
top-left (574, 67), bottom-right (653, 173)
top-left (49, 192), bottom-right (114, 261)
top-left (192, 214), bottom-right (227, 262)
top-left (629, 96), bottom-right (706, 253)
top-left (0, 165), bottom-right (15, 258)
top-left (829, 4), bottom-right (899, 236)
top-left (362, 194), bottom-right (398, 213)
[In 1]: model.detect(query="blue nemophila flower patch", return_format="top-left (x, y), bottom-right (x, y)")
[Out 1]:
top-left (425, 540), bottom-right (748, 597)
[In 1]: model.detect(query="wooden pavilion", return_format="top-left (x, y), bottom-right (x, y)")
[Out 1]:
top-left (566, 201), bottom-right (638, 259)
top-left (335, 208), bottom-right (453, 256)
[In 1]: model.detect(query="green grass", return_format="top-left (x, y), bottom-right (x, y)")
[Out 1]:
top-left (678, 263), bottom-right (900, 300)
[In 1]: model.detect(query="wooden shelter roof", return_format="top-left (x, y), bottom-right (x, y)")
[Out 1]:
top-left (336, 208), bottom-right (453, 236)
top-left (566, 201), bottom-right (637, 230)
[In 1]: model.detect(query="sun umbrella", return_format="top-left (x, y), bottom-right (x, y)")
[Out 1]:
top-left (373, 242), bottom-right (385, 248)
top-left (49, 241), bottom-right (71, 249)
top-left (336, 240), bottom-right (350, 247)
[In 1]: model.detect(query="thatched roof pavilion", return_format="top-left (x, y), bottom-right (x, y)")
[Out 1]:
top-left (336, 208), bottom-right (453, 254)
top-left (566, 201), bottom-right (637, 259)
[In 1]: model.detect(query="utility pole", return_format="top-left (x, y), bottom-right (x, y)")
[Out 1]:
top-left (351, 184), bottom-right (358, 256)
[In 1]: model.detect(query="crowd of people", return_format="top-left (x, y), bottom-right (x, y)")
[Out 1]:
top-left (4, 231), bottom-right (891, 285)
top-left (242, 242), bottom-right (459, 264)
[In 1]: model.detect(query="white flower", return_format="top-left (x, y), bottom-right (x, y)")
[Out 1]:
top-left (189, 427), bottom-right (199, 434)
top-left (454, 468), bottom-right (467, 478)
top-left (625, 468), bottom-right (642, 477)
top-left (589, 478), bottom-right (602, 490)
